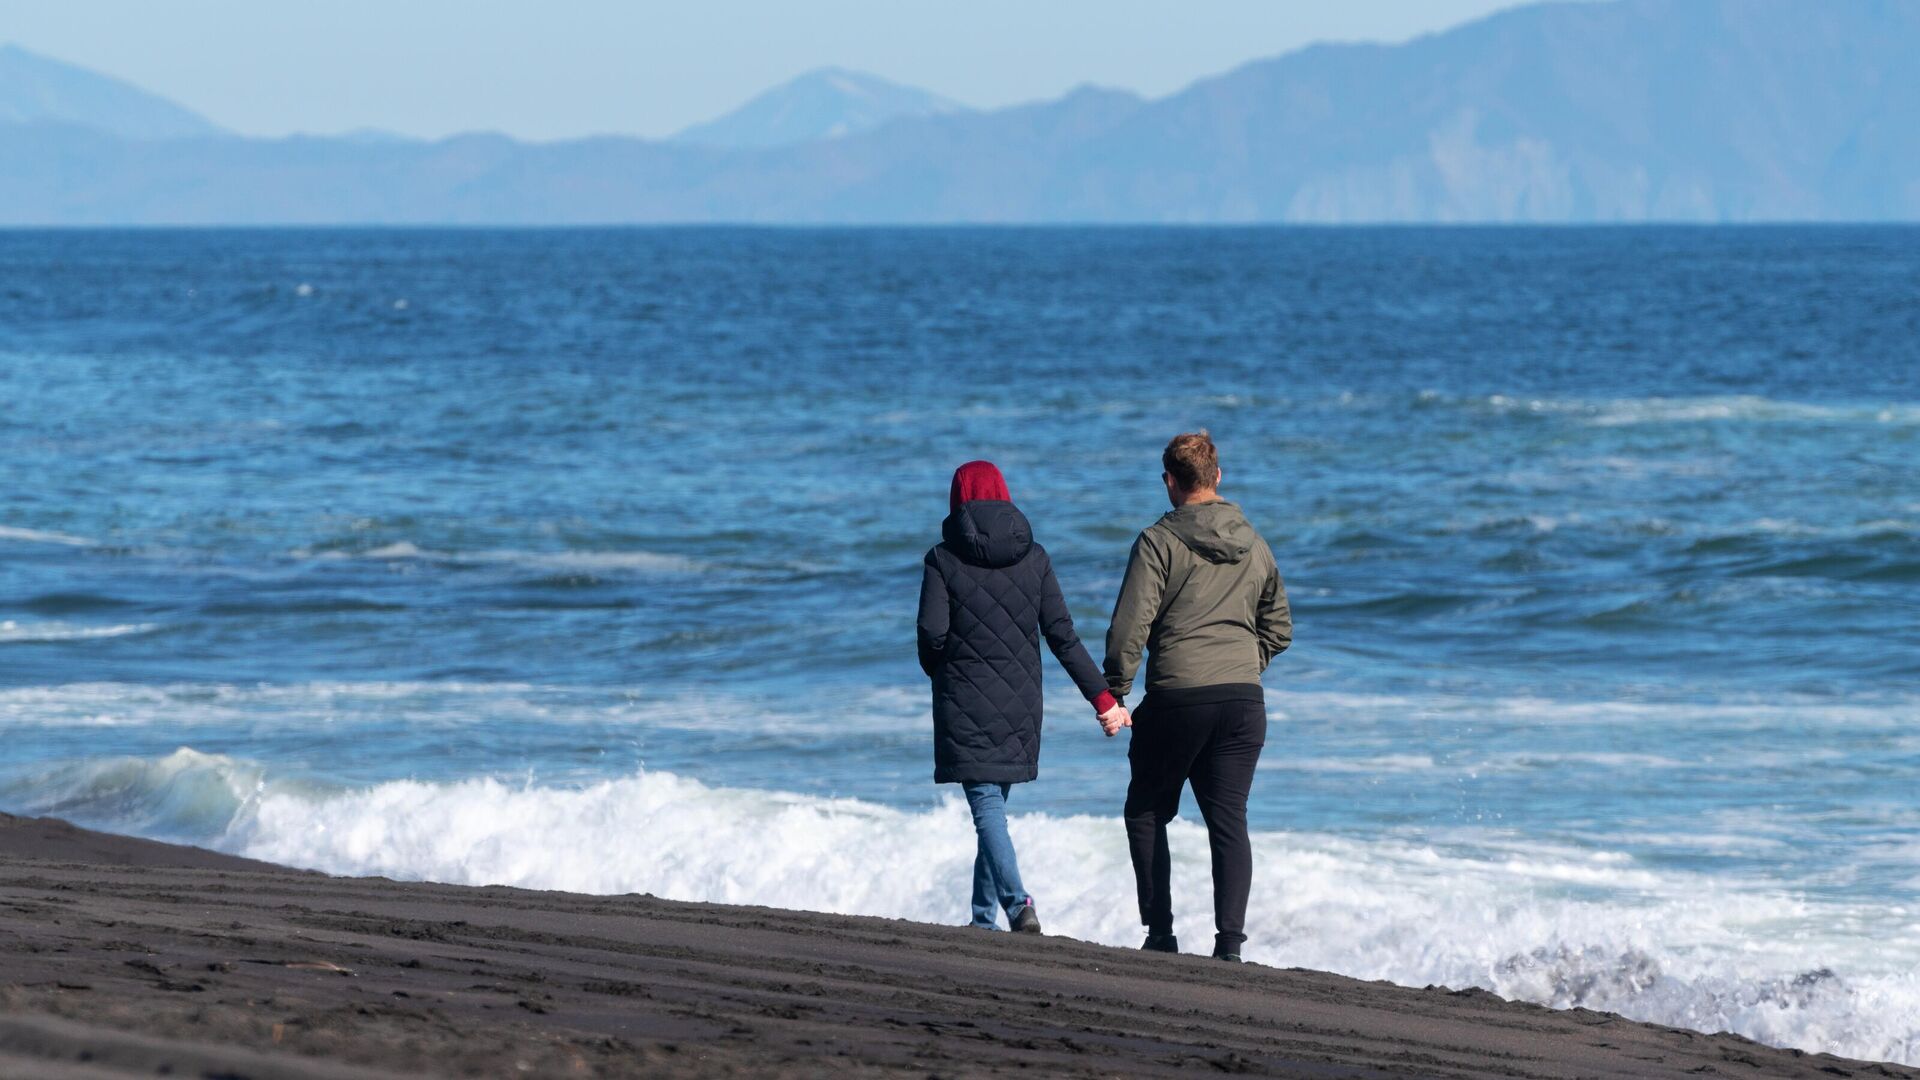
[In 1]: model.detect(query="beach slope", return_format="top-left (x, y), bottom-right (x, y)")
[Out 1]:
top-left (0, 812), bottom-right (1907, 1079)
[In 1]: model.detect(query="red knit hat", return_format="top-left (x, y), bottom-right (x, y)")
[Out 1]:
top-left (949, 460), bottom-right (1011, 514)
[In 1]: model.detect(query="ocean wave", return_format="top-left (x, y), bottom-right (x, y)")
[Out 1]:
top-left (0, 680), bottom-right (543, 730)
top-left (3, 681), bottom-right (1913, 742)
top-left (0, 524), bottom-right (98, 547)
top-left (1263, 753), bottom-right (1439, 774)
top-left (1383, 514), bottom-right (1919, 586)
top-left (4, 749), bottom-right (1916, 1065)
top-left (0, 620), bottom-right (157, 644)
top-left (291, 541), bottom-right (702, 575)
top-left (4, 749), bottom-right (272, 838)
top-left (0, 680), bottom-right (535, 706)
top-left (1738, 518), bottom-right (1920, 539)
top-left (1265, 751), bottom-right (1690, 775)
top-left (1407, 391), bottom-right (1920, 428)
top-left (1469, 694), bottom-right (1916, 731)
top-left (0, 680), bottom-right (897, 735)
top-left (1580, 396), bottom-right (1920, 428)
top-left (2, 526), bottom-right (711, 578)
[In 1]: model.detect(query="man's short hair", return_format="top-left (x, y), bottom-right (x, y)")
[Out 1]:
top-left (1162, 431), bottom-right (1219, 491)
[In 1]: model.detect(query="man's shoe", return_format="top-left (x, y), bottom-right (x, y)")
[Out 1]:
top-left (1141, 933), bottom-right (1179, 953)
top-left (1212, 950), bottom-right (1242, 963)
top-left (1010, 902), bottom-right (1042, 934)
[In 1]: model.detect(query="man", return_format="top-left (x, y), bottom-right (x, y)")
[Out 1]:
top-left (1102, 431), bottom-right (1291, 963)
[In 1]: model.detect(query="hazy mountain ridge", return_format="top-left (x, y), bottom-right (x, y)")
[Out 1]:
top-left (0, 44), bottom-right (224, 141)
top-left (672, 67), bottom-right (968, 148)
top-left (3, 0), bottom-right (1918, 224)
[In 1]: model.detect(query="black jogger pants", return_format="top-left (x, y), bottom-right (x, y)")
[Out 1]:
top-left (1123, 684), bottom-right (1266, 953)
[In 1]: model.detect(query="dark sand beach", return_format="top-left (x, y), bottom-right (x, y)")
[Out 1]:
top-left (1, 812), bottom-right (1909, 1080)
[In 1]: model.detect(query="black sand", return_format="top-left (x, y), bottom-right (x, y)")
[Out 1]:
top-left (1, 812), bottom-right (1910, 1079)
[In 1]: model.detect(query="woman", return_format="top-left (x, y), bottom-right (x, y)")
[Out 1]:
top-left (917, 460), bottom-right (1125, 933)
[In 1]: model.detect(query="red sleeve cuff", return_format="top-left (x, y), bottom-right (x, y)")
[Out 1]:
top-left (1092, 690), bottom-right (1117, 714)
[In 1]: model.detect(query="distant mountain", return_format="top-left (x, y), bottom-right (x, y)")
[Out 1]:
top-left (331, 128), bottom-right (423, 146)
top-left (673, 67), bottom-right (968, 148)
top-left (0, 43), bottom-right (224, 140)
top-left (1074, 0), bottom-right (1920, 222)
top-left (3, 1), bottom-right (1919, 224)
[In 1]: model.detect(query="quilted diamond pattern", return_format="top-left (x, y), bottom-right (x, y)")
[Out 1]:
top-left (920, 500), bottom-right (1109, 785)
top-left (930, 543), bottom-right (1048, 781)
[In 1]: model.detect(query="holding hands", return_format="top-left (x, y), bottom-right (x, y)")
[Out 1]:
top-left (1097, 702), bottom-right (1132, 737)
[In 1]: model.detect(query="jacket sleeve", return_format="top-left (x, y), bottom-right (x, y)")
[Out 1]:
top-left (916, 551), bottom-right (950, 678)
top-left (1037, 549), bottom-right (1116, 712)
top-left (1256, 545), bottom-right (1293, 670)
top-left (1103, 531), bottom-right (1169, 700)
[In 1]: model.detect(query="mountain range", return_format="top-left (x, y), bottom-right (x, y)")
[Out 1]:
top-left (3, 0), bottom-right (1918, 225)
top-left (672, 67), bottom-right (967, 148)
top-left (0, 43), bottom-right (224, 140)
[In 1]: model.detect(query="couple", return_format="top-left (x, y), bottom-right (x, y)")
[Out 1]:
top-left (917, 431), bottom-right (1292, 961)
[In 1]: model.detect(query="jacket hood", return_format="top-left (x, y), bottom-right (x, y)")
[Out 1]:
top-left (1159, 500), bottom-right (1255, 564)
top-left (949, 460), bottom-right (1011, 514)
top-left (942, 500), bottom-right (1032, 569)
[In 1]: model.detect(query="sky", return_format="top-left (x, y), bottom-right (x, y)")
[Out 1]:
top-left (0, 1), bottom-right (1525, 141)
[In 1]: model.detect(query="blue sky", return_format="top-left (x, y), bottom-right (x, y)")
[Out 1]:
top-left (1, 0), bottom-right (1524, 140)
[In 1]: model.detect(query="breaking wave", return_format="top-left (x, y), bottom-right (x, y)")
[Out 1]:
top-left (291, 542), bottom-right (702, 574)
top-left (0, 525), bottom-right (99, 547)
top-left (4, 749), bottom-right (1916, 1066)
top-left (1406, 391), bottom-right (1920, 427)
top-left (0, 620), bottom-right (157, 644)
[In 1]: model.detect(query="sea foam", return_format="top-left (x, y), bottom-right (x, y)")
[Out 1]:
top-left (0, 620), bottom-right (156, 643)
top-left (0, 525), bottom-right (99, 547)
top-left (7, 749), bottom-right (1916, 1065)
top-left (293, 543), bottom-right (700, 575)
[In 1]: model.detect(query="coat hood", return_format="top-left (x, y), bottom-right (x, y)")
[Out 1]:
top-left (949, 460), bottom-right (1011, 514)
top-left (1159, 500), bottom-right (1256, 564)
top-left (942, 499), bottom-right (1032, 569)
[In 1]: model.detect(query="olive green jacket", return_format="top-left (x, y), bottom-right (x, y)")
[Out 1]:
top-left (1102, 500), bottom-right (1291, 699)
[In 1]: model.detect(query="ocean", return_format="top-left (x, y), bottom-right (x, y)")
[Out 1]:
top-left (2, 226), bottom-right (1917, 1062)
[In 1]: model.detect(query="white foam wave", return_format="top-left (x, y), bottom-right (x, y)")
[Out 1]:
top-left (0, 680), bottom-right (919, 737)
top-left (232, 771), bottom-right (1919, 1064)
top-left (524, 550), bottom-right (702, 573)
top-left (0, 620), bottom-right (156, 643)
top-left (1482, 750), bottom-right (1686, 771)
top-left (1448, 392), bottom-right (1920, 428)
top-left (1583, 396), bottom-right (1920, 428)
top-left (294, 542), bottom-right (700, 574)
top-left (1738, 517), bottom-right (1920, 539)
top-left (14, 752), bottom-right (1908, 1064)
top-left (0, 525), bottom-right (97, 547)
top-left (1265, 753), bottom-right (1438, 774)
top-left (0, 680), bottom-right (546, 730)
top-left (5, 682), bottom-right (1915, 752)
top-left (0, 680), bottom-right (534, 706)
top-left (6, 749), bottom-right (270, 837)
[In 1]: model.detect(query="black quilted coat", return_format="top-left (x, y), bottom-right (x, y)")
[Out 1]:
top-left (917, 499), bottom-right (1109, 784)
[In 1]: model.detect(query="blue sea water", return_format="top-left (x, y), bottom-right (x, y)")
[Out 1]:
top-left (3, 227), bottom-right (1918, 1061)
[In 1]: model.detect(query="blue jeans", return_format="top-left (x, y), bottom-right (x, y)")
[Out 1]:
top-left (963, 782), bottom-right (1030, 929)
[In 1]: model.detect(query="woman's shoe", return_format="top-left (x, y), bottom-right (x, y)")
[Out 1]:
top-left (1141, 933), bottom-right (1179, 953)
top-left (1010, 901), bottom-right (1043, 934)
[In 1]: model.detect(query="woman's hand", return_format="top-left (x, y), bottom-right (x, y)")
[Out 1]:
top-left (1097, 703), bottom-right (1131, 737)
